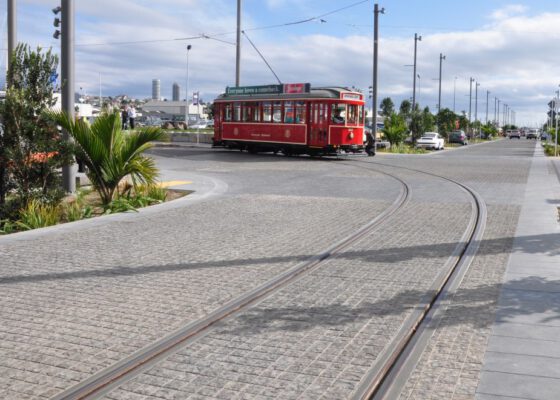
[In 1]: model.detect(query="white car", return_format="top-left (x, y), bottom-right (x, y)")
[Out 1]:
top-left (416, 132), bottom-right (445, 150)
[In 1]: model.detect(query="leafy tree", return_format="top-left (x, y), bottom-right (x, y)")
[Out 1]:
top-left (436, 108), bottom-right (457, 138)
top-left (382, 112), bottom-right (408, 145)
top-left (481, 122), bottom-right (498, 139)
top-left (458, 113), bottom-right (469, 131)
top-left (47, 110), bottom-right (165, 205)
top-left (409, 109), bottom-right (423, 142)
top-left (380, 97), bottom-right (394, 117)
top-left (0, 44), bottom-right (73, 214)
top-left (421, 106), bottom-right (435, 133)
top-left (399, 99), bottom-right (411, 118)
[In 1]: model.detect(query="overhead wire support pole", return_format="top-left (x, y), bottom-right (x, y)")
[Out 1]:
top-left (236, 0), bottom-right (241, 86)
top-left (437, 53), bottom-right (445, 113)
top-left (412, 33), bottom-right (421, 111)
top-left (7, 0), bottom-right (16, 70)
top-left (370, 3), bottom-right (384, 156)
top-left (242, 31), bottom-right (281, 84)
top-left (486, 90), bottom-right (489, 124)
top-left (61, 0), bottom-right (75, 193)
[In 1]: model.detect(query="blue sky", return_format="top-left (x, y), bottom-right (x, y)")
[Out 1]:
top-left (2, 0), bottom-right (560, 126)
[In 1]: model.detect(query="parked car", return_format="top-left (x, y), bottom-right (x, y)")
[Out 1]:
top-left (526, 129), bottom-right (539, 139)
top-left (416, 132), bottom-right (445, 150)
top-left (190, 120), bottom-right (211, 129)
top-left (508, 130), bottom-right (521, 139)
top-left (449, 130), bottom-right (468, 145)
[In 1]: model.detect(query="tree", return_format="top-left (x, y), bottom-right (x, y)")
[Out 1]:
top-left (421, 106), bottom-right (435, 133)
top-left (0, 44), bottom-right (73, 214)
top-left (48, 110), bottom-right (165, 205)
top-left (382, 112), bottom-right (408, 145)
top-left (380, 97), bottom-right (394, 117)
top-left (399, 99), bottom-right (411, 118)
top-left (436, 108), bottom-right (457, 138)
top-left (409, 109), bottom-right (423, 142)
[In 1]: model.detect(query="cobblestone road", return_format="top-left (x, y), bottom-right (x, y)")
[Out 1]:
top-left (0, 139), bottom-right (536, 399)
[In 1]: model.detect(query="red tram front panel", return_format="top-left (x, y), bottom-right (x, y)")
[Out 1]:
top-left (328, 125), bottom-right (364, 146)
top-left (222, 122), bottom-right (307, 145)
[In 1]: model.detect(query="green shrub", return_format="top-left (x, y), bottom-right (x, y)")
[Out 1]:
top-left (16, 199), bottom-right (60, 230)
top-left (543, 143), bottom-right (556, 157)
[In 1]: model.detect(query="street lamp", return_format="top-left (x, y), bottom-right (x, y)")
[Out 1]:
top-left (412, 33), bottom-right (421, 111)
top-left (453, 76), bottom-right (457, 113)
top-left (185, 44), bottom-right (192, 128)
top-left (486, 90), bottom-right (490, 124)
top-left (437, 53), bottom-right (445, 113)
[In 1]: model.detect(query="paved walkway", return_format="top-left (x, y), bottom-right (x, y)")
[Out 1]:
top-left (477, 146), bottom-right (560, 399)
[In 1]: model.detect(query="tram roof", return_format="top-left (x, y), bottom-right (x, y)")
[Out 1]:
top-left (214, 87), bottom-right (362, 102)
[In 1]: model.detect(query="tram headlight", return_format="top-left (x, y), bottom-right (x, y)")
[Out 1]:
top-left (348, 132), bottom-right (354, 139)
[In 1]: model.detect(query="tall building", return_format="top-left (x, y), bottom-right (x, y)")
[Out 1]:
top-left (152, 79), bottom-right (161, 100)
top-left (172, 82), bottom-right (181, 101)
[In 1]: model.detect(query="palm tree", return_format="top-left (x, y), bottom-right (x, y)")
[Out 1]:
top-left (47, 110), bottom-right (164, 205)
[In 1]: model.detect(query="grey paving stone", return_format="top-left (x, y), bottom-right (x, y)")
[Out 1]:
top-left (477, 370), bottom-right (560, 400)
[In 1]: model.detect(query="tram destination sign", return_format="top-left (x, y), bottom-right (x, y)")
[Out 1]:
top-left (226, 83), bottom-right (310, 96)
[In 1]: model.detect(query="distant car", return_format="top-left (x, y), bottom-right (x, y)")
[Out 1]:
top-left (449, 130), bottom-right (468, 145)
top-left (539, 132), bottom-right (549, 141)
top-left (508, 130), bottom-right (521, 139)
top-left (206, 119), bottom-right (214, 128)
top-left (526, 129), bottom-right (539, 139)
top-left (416, 132), bottom-right (445, 150)
top-left (190, 121), bottom-right (210, 129)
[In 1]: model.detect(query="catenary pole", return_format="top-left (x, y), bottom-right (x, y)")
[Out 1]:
top-left (371, 3), bottom-right (383, 155)
top-left (412, 33), bottom-right (421, 111)
top-left (7, 0), bottom-right (16, 70)
top-left (486, 90), bottom-right (489, 124)
top-left (437, 53), bottom-right (445, 113)
top-left (235, 0), bottom-right (241, 86)
top-left (61, 0), bottom-right (75, 193)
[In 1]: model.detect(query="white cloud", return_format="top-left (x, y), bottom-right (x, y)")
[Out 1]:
top-left (490, 4), bottom-right (528, 20)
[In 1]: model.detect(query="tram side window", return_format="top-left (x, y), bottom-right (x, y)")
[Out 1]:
top-left (242, 102), bottom-right (250, 122)
top-left (262, 102), bottom-right (272, 122)
top-left (319, 103), bottom-right (327, 123)
top-left (347, 104), bottom-right (358, 125)
top-left (358, 105), bottom-right (364, 125)
top-left (331, 104), bottom-right (346, 124)
top-left (252, 102), bottom-right (261, 122)
top-left (284, 101), bottom-right (294, 123)
top-left (233, 104), bottom-right (241, 122)
top-left (224, 104), bottom-right (232, 121)
top-left (295, 101), bottom-right (306, 123)
top-left (273, 101), bottom-right (282, 123)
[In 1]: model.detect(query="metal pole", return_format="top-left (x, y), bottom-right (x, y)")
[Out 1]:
top-left (453, 76), bottom-right (457, 113)
top-left (412, 33), bottom-right (420, 111)
top-left (186, 45), bottom-right (191, 128)
top-left (554, 90), bottom-right (560, 157)
top-left (438, 53), bottom-right (445, 113)
top-left (7, 0), bottom-right (16, 74)
top-left (486, 90), bottom-right (489, 124)
top-left (61, 0), bottom-right (75, 193)
top-left (235, 0), bottom-right (241, 86)
top-left (474, 82), bottom-right (479, 123)
top-left (372, 4), bottom-right (382, 146)
top-left (468, 77), bottom-right (473, 122)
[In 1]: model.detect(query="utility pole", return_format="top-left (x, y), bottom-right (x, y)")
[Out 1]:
top-left (235, 0), bottom-right (241, 86)
top-left (412, 33), bottom-right (421, 111)
top-left (61, 0), bottom-right (75, 193)
top-left (453, 76), bottom-right (457, 113)
top-left (437, 53), bottom-right (445, 113)
top-left (185, 44), bottom-right (191, 127)
top-left (556, 89), bottom-right (559, 157)
top-left (486, 90), bottom-right (490, 124)
top-left (468, 77), bottom-right (474, 122)
top-left (474, 82), bottom-right (479, 123)
top-left (370, 3), bottom-right (384, 156)
top-left (497, 99), bottom-right (500, 127)
top-left (7, 0), bottom-right (16, 70)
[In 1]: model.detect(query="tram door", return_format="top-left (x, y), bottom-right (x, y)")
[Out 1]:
top-left (309, 102), bottom-right (328, 147)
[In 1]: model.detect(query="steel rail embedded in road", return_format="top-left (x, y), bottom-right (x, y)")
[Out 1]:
top-left (343, 160), bottom-right (487, 400)
top-left (52, 167), bottom-right (411, 400)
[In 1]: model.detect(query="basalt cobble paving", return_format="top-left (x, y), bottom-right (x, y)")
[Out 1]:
top-left (0, 166), bottom-right (401, 399)
top-left (398, 204), bottom-right (522, 400)
top-left (102, 172), bottom-right (474, 399)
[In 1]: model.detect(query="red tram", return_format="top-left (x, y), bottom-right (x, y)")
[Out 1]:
top-left (212, 83), bottom-right (370, 156)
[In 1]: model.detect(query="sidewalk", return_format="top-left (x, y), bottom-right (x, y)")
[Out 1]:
top-left (477, 147), bottom-right (560, 399)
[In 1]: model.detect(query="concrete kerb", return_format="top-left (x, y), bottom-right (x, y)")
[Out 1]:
top-left (0, 173), bottom-right (228, 244)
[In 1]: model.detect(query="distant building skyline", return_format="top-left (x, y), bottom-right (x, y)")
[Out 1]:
top-left (152, 79), bottom-right (160, 101)
top-left (172, 82), bottom-right (181, 101)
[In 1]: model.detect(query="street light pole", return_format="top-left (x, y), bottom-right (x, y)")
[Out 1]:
top-left (412, 33), bottom-right (421, 111)
top-left (556, 88), bottom-right (559, 157)
top-left (486, 90), bottom-right (490, 124)
top-left (437, 53), bottom-right (445, 113)
top-left (474, 82), bottom-right (479, 123)
top-left (453, 76), bottom-right (457, 113)
top-left (185, 44), bottom-right (191, 128)
top-left (468, 77), bottom-right (474, 122)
